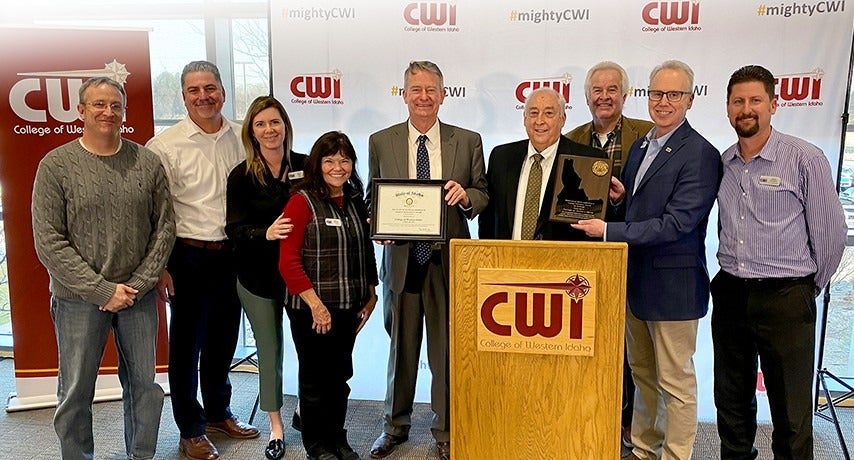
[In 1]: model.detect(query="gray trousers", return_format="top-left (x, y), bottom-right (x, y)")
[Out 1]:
top-left (381, 256), bottom-right (450, 442)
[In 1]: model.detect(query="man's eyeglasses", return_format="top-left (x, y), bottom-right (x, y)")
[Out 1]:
top-left (647, 90), bottom-right (692, 102)
top-left (86, 101), bottom-right (125, 113)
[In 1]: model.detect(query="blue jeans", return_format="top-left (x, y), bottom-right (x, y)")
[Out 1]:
top-left (50, 290), bottom-right (164, 460)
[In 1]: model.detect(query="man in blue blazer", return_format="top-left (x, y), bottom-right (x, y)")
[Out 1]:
top-left (573, 60), bottom-right (722, 460)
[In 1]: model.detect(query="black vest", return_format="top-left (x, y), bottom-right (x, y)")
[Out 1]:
top-left (286, 188), bottom-right (373, 310)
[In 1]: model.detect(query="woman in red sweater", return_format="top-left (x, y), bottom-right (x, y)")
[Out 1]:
top-left (279, 131), bottom-right (378, 460)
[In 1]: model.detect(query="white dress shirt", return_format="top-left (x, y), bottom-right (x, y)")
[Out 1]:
top-left (511, 139), bottom-right (559, 240)
top-left (407, 120), bottom-right (442, 179)
top-left (146, 116), bottom-right (243, 241)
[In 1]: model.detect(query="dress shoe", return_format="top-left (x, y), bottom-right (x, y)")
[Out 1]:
top-left (292, 411), bottom-right (302, 432)
top-left (436, 441), bottom-right (451, 460)
top-left (620, 427), bottom-right (633, 457)
top-left (206, 415), bottom-right (260, 439)
top-left (337, 440), bottom-right (360, 460)
top-left (621, 453), bottom-right (641, 460)
top-left (265, 438), bottom-right (285, 460)
top-left (179, 435), bottom-right (219, 460)
top-left (306, 447), bottom-right (339, 460)
top-left (369, 432), bottom-right (408, 458)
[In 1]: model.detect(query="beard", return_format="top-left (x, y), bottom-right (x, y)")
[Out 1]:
top-left (734, 115), bottom-right (760, 138)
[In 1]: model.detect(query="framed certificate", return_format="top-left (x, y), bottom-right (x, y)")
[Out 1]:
top-left (370, 179), bottom-right (447, 241)
top-left (549, 154), bottom-right (614, 224)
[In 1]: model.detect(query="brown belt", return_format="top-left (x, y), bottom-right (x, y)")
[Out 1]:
top-left (177, 237), bottom-right (229, 251)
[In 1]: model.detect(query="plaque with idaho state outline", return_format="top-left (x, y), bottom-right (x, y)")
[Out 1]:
top-left (549, 154), bottom-right (613, 224)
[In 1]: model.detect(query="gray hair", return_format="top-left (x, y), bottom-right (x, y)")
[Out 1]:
top-left (78, 77), bottom-right (125, 104)
top-left (585, 61), bottom-right (630, 98)
top-left (181, 60), bottom-right (223, 88)
top-left (649, 60), bottom-right (694, 89)
top-left (404, 60), bottom-right (444, 89)
top-left (523, 87), bottom-right (567, 115)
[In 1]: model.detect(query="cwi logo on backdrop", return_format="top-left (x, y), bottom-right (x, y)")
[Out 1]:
top-left (514, 73), bottom-right (572, 110)
top-left (403, 2), bottom-right (460, 32)
top-left (10, 60), bottom-right (134, 136)
top-left (477, 268), bottom-right (597, 357)
top-left (389, 84), bottom-right (467, 98)
top-left (641, 0), bottom-right (703, 32)
top-left (289, 70), bottom-right (344, 105)
top-left (775, 68), bottom-right (824, 107)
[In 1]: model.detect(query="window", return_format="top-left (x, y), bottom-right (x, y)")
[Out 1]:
top-left (0, 0), bottom-right (269, 347)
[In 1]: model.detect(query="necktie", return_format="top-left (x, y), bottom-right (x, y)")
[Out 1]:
top-left (520, 153), bottom-right (544, 240)
top-left (414, 134), bottom-right (432, 265)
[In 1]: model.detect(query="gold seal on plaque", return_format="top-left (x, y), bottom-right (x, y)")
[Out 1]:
top-left (592, 160), bottom-right (609, 177)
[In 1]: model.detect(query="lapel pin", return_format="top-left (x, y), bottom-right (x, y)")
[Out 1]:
top-left (665, 147), bottom-right (672, 153)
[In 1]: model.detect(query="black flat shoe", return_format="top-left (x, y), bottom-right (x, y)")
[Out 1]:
top-left (265, 438), bottom-right (285, 460)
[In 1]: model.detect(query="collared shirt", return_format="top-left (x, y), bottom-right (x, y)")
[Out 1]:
top-left (511, 139), bottom-right (560, 240)
top-left (407, 120), bottom-right (442, 179)
top-left (632, 121), bottom-right (682, 194)
top-left (146, 116), bottom-right (243, 241)
top-left (591, 118), bottom-right (622, 159)
top-left (717, 128), bottom-right (846, 288)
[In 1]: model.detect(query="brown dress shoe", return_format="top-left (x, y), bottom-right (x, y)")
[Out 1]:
top-left (206, 415), bottom-right (260, 439)
top-left (369, 432), bottom-right (408, 458)
top-left (179, 435), bottom-right (219, 460)
top-left (436, 441), bottom-right (451, 460)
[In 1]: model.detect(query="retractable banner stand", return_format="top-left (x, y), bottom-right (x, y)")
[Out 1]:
top-left (270, 0), bottom-right (854, 422)
top-left (0, 27), bottom-right (166, 411)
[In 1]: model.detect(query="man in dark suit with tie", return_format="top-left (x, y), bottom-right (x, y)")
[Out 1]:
top-left (573, 60), bottom-right (722, 460)
top-left (478, 87), bottom-right (605, 241)
top-left (367, 61), bottom-right (488, 460)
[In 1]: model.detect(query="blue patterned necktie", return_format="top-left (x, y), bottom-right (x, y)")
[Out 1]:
top-left (414, 134), bottom-right (432, 265)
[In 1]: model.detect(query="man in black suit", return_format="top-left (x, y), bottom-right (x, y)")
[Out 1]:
top-left (479, 87), bottom-right (605, 241)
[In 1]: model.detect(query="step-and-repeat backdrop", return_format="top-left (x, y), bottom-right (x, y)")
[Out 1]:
top-left (270, 0), bottom-right (854, 421)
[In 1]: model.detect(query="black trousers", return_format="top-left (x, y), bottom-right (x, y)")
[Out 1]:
top-left (287, 307), bottom-right (359, 455)
top-left (622, 344), bottom-right (635, 429)
top-left (710, 270), bottom-right (816, 460)
top-left (167, 241), bottom-right (242, 438)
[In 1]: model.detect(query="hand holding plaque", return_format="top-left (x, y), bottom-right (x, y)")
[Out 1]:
top-left (549, 154), bottom-right (613, 224)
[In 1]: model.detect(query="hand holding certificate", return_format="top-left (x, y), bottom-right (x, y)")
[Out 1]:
top-left (370, 179), bottom-right (447, 241)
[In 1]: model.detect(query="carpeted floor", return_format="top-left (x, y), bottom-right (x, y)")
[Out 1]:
top-left (0, 357), bottom-right (850, 459)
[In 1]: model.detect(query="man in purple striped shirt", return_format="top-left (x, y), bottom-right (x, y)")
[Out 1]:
top-left (712, 65), bottom-right (846, 460)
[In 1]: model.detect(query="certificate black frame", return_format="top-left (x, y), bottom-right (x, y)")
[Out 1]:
top-left (370, 178), bottom-right (448, 241)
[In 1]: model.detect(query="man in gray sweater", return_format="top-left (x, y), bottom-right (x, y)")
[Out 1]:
top-left (32, 77), bottom-right (176, 460)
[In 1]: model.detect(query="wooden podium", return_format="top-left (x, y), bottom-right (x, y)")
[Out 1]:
top-left (449, 240), bottom-right (628, 459)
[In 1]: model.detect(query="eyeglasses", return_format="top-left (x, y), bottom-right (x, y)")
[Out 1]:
top-left (647, 90), bottom-right (692, 102)
top-left (86, 101), bottom-right (125, 113)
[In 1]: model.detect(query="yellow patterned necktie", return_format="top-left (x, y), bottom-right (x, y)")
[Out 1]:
top-left (520, 153), bottom-right (544, 240)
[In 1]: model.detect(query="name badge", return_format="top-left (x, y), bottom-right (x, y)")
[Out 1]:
top-left (288, 170), bottom-right (304, 180)
top-left (325, 218), bottom-right (343, 227)
top-left (758, 175), bottom-right (781, 186)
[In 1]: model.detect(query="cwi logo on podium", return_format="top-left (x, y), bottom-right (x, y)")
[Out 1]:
top-left (476, 268), bottom-right (596, 357)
